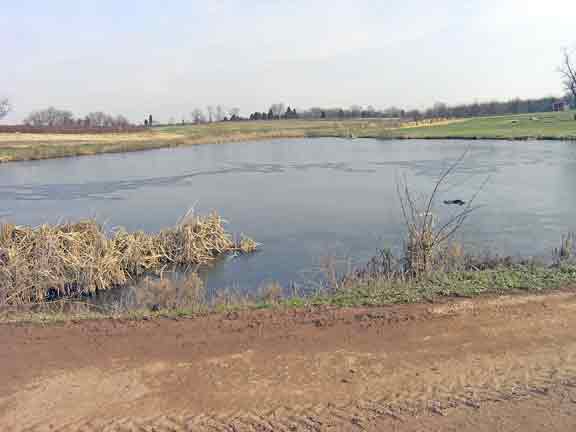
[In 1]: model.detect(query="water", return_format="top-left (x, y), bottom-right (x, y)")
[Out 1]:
top-left (0, 138), bottom-right (574, 294)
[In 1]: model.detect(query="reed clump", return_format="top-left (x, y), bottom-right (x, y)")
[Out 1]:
top-left (0, 212), bottom-right (257, 305)
top-left (554, 233), bottom-right (575, 264)
top-left (125, 273), bottom-right (206, 312)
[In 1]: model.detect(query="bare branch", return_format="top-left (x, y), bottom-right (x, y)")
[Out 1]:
top-left (433, 175), bottom-right (490, 244)
top-left (396, 149), bottom-right (486, 276)
top-left (560, 48), bottom-right (576, 103)
top-left (421, 147), bottom-right (470, 239)
top-left (0, 98), bottom-right (11, 120)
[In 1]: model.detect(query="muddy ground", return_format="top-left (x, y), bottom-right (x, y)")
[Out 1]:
top-left (1, 292), bottom-right (576, 431)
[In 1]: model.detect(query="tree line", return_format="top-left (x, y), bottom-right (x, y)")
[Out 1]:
top-left (0, 98), bottom-right (10, 121)
top-left (2, 49), bottom-right (575, 127)
top-left (419, 95), bottom-right (575, 120)
top-left (244, 96), bottom-right (575, 122)
top-left (22, 107), bottom-right (133, 128)
top-left (187, 105), bottom-right (241, 124)
top-left (248, 104), bottom-right (299, 121)
top-left (0, 102), bottom-right (136, 129)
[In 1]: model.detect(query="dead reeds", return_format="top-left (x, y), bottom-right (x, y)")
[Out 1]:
top-left (0, 212), bottom-right (257, 305)
top-left (554, 232), bottom-right (575, 265)
top-left (397, 148), bottom-right (487, 276)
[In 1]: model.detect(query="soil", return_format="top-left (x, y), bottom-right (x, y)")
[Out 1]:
top-left (2, 291), bottom-right (576, 431)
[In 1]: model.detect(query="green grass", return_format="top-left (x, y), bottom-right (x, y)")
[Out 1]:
top-left (389, 111), bottom-right (576, 140)
top-left (3, 264), bottom-right (575, 324)
top-left (1, 112), bottom-right (575, 162)
top-left (309, 264), bottom-right (576, 307)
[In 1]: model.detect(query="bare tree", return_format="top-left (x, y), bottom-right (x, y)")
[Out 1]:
top-left (191, 108), bottom-right (206, 124)
top-left (114, 115), bottom-right (130, 128)
top-left (85, 112), bottom-right (107, 127)
top-left (83, 112), bottom-right (130, 128)
top-left (24, 107), bottom-right (74, 127)
top-left (206, 105), bottom-right (214, 123)
top-left (349, 105), bottom-right (363, 118)
top-left (269, 103), bottom-right (286, 119)
top-left (228, 107), bottom-right (240, 120)
top-left (215, 105), bottom-right (225, 122)
top-left (0, 98), bottom-right (10, 120)
top-left (560, 48), bottom-right (576, 110)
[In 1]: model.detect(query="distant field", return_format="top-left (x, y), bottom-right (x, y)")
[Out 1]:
top-left (390, 111), bottom-right (576, 139)
top-left (0, 112), bottom-right (574, 162)
top-left (0, 119), bottom-right (399, 162)
top-left (156, 118), bottom-right (400, 140)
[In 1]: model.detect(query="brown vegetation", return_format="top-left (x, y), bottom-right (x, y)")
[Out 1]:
top-left (0, 212), bottom-right (257, 305)
top-left (397, 149), bottom-right (486, 276)
top-left (0, 125), bottom-right (145, 134)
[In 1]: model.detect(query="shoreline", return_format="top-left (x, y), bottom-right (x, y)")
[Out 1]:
top-left (1, 133), bottom-right (575, 165)
top-left (0, 111), bottom-right (575, 162)
top-left (2, 263), bottom-right (575, 324)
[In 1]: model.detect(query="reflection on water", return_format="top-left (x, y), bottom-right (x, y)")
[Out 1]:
top-left (0, 138), bottom-right (574, 293)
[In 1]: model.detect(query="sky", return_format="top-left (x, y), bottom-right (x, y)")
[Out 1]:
top-left (1, 0), bottom-right (575, 124)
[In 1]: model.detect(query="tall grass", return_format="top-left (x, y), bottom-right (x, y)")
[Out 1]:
top-left (397, 149), bottom-right (487, 276)
top-left (554, 233), bottom-right (575, 264)
top-left (0, 212), bottom-right (257, 305)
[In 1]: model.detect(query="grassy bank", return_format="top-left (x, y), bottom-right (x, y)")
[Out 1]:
top-left (2, 262), bottom-right (576, 324)
top-left (0, 119), bottom-right (398, 162)
top-left (389, 111), bottom-right (576, 140)
top-left (309, 263), bottom-right (576, 308)
top-left (2, 111), bottom-right (574, 163)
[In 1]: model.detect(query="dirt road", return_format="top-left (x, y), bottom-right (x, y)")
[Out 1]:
top-left (2, 292), bottom-right (576, 431)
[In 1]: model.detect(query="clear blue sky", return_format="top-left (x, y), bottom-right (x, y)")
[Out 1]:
top-left (1, 0), bottom-right (575, 123)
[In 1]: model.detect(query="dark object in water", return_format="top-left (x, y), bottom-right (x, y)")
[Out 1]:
top-left (443, 199), bottom-right (466, 206)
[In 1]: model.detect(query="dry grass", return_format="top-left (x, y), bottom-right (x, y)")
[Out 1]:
top-left (554, 233), bottom-right (575, 265)
top-left (0, 119), bottom-right (400, 162)
top-left (258, 281), bottom-right (283, 304)
top-left (397, 149), bottom-right (485, 276)
top-left (124, 273), bottom-right (206, 312)
top-left (393, 118), bottom-right (465, 129)
top-left (0, 212), bottom-right (257, 305)
top-left (0, 131), bottom-right (178, 144)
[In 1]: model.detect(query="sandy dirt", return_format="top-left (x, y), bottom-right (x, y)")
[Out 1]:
top-left (2, 292), bottom-right (576, 431)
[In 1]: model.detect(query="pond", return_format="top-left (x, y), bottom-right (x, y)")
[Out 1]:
top-left (0, 137), bottom-right (574, 295)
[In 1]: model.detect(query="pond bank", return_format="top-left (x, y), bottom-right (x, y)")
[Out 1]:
top-left (0, 111), bottom-right (574, 162)
top-left (2, 260), bottom-right (576, 324)
top-left (2, 291), bottom-right (576, 431)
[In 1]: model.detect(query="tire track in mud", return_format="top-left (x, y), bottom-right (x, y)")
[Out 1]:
top-left (23, 380), bottom-right (576, 432)
top-left (2, 292), bottom-right (576, 431)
